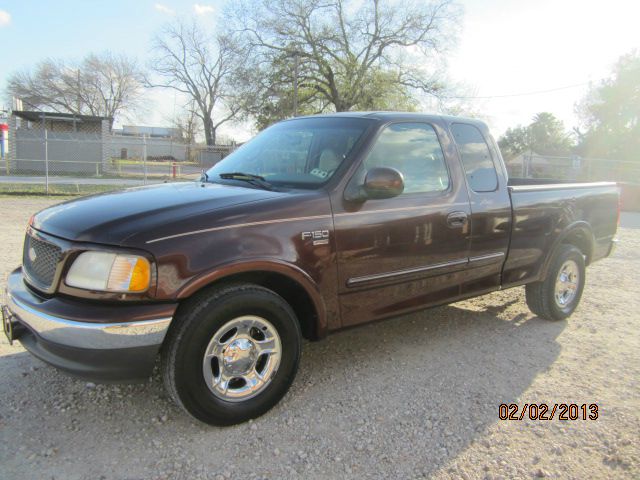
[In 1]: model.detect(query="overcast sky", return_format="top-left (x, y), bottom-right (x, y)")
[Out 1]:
top-left (0, 0), bottom-right (638, 141)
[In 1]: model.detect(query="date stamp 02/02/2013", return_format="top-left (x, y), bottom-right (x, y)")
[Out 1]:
top-left (499, 403), bottom-right (599, 421)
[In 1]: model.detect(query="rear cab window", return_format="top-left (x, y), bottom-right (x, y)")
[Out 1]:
top-left (451, 123), bottom-right (499, 192)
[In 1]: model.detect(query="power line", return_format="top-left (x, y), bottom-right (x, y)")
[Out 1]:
top-left (444, 82), bottom-right (590, 100)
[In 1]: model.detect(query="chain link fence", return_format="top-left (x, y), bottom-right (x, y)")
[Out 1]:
top-left (1, 130), bottom-right (235, 195)
top-left (3, 124), bottom-right (638, 200)
top-left (505, 153), bottom-right (640, 211)
top-left (505, 153), bottom-right (640, 183)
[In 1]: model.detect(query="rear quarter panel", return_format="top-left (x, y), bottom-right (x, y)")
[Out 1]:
top-left (502, 182), bottom-right (618, 287)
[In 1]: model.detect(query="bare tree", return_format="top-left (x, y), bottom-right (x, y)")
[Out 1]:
top-left (168, 100), bottom-right (200, 143)
top-left (231, 0), bottom-right (461, 115)
top-left (6, 52), bottom-right (144, 124)
top-left (149, 21), bottom-right (242, 146)
top-left (168, 100), bottom-right (202, 161)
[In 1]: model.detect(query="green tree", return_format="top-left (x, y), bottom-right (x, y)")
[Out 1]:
top-left (576, 50), bottom-right (640, 161)
top-left (498, 112), bottom-right (573, 159)
top-left (242, 52), bottom-right (329, 130)
top-left (231, 0), bottom-right (461, 126)
top-left (251, 64), bottom-right (419, 130)
top-left (528, 112), bottom-right (574, 155)
top-left (498, 125), bottom-right (530, 160)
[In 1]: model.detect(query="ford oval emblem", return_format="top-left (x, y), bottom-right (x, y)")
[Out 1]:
top-left (28, 247), bottom-right (37, 263)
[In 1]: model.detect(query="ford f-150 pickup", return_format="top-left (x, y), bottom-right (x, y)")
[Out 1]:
top-left (2, 112), bottom-right (619, 425)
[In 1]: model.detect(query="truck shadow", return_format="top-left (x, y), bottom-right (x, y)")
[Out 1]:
top-left (0, 289), bottom-right (566, 478)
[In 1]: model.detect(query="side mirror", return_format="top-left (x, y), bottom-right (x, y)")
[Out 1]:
top-left (344, 167), bottom-right (405, 202)
top-left (362, 167), bottom-right (404, 199)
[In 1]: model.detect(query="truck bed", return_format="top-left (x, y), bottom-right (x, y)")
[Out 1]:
top-left (508, 178), bottom-right (616, 188)
top-left (502, 180), bottom-right (619, 288)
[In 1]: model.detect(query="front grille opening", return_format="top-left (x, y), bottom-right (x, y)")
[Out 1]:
top-left (23, 233), bottom-right (62, 289)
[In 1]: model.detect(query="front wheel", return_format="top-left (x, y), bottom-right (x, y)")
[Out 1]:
top-left (162, 284), bottom-right (302, 425)
top-left (525, 244), bottom-right (586, 321)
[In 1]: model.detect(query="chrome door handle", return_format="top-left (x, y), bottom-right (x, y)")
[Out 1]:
top-left (447, 211), bottom-right (468, 228)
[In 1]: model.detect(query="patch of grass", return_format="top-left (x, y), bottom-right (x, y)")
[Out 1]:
top-left (112, 158), bottom-right (199, 167)
top-left (0, 171), bottom-right (180, 181)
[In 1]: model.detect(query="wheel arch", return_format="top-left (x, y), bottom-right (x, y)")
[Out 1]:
top-left (175, 260), bottom-right (327, 340)
top-left (541, 221), bottom-right (595, 279)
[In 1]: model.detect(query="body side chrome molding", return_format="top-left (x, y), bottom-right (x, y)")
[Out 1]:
top-left (346, 251), bottom-right (506, 287)
top-left (468, 252), bottom-right (506, 263)
top-left (346, 258), bottom-right (468, 287)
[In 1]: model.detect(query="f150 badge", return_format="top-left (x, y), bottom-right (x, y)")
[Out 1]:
top-left (301, 230), bottom-right (330, 246)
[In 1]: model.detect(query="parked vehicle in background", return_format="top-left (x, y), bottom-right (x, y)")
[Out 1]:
top-left (2, 113), bottom-right (619, 425)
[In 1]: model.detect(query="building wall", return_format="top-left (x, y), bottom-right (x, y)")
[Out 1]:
top-left (7, 112), bottom-right (233, 175)
top-left (14, 129), bottom-right (103, 175)
top-left (109, 135), bottom-right (189, 161)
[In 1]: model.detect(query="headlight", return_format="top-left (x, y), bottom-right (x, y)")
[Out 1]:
top-left (65, 251), bottom-right (151, 292)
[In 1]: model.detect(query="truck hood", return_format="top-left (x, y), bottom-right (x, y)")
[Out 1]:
top-left (32, 182), bottom-right (284, 245)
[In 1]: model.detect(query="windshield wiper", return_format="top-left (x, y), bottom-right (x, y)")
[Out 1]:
top-left (218, 172), bottom-right (275, 191)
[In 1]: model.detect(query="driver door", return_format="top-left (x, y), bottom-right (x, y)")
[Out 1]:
top-left (332, 121), bottom-right (472, 327)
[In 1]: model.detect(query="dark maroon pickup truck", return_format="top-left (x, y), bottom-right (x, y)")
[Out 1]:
top-left (2, 113), bottom-right (619, 425)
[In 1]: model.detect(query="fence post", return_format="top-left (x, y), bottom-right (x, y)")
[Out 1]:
top-left (44, 128), bottom-right (49, 195)
top-left (1, 123), bottom-right (8, 175)
top-left (143, 134), bottom-right (147, 185)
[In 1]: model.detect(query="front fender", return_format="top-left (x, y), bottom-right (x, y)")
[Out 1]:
top-left (175, 258), bottom-right (328, 337)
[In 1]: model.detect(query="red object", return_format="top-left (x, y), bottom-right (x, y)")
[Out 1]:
top-left (0, 123), bottom-right (8, 132)
top-left (619, 182), bottom-right (640, 213)
top-left (172, 162), bottom-right (177, 178)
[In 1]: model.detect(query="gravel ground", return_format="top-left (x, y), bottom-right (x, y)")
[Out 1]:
top-left (1, 196), bottom-right (638, 480)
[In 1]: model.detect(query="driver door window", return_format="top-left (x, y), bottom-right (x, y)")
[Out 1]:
top-left (362, 123), bottom-right (450, 194)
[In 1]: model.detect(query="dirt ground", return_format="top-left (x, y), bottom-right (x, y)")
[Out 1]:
top-left (0, 196), bottom-right (638, 480)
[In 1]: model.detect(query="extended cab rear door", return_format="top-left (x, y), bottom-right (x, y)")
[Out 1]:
top-left (332, 119), bottom-right (472, 327)
top-left (449, 122), bottom-right (512, 295)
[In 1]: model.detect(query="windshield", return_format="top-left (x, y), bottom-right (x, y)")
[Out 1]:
top-left (206, 117), bottom-right (373, 189)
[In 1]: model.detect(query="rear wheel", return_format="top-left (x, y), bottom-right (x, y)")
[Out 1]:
top-left (162, 283), bottom-right (301, 425)
top-left (525, 244), bottom-right (586, 321)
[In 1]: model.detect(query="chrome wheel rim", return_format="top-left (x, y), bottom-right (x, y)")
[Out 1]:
top-left (202, 315), bottom-right (281, 402)
top-left (554, 260), bottom-right (580, 308)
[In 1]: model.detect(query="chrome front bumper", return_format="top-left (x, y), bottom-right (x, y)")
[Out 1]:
top-left (6, 293), bottom-right (172, 350)
top-left (3, 267), bottom-right (178, 381)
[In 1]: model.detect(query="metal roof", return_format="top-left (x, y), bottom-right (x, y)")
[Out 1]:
top-left (11, 110), bottom-right (110, 123)
top-left (286, 111), bottom-right (485, 127)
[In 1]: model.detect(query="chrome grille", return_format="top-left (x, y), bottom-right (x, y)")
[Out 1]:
top-left (23, 233), bottom-right (62, 289)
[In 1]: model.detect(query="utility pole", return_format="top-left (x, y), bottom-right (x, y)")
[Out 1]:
top-left (293, 51), bottom-right (299, 117)
top-left (42, 113), bottom-right (49, 195)
top-left (76, 69), bottom-right (81, 113)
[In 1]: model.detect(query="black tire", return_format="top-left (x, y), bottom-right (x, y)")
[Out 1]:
top-left (525, 244), bottom-right (586, 321)
top-left (162, 283), bottom-right (302, 425)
